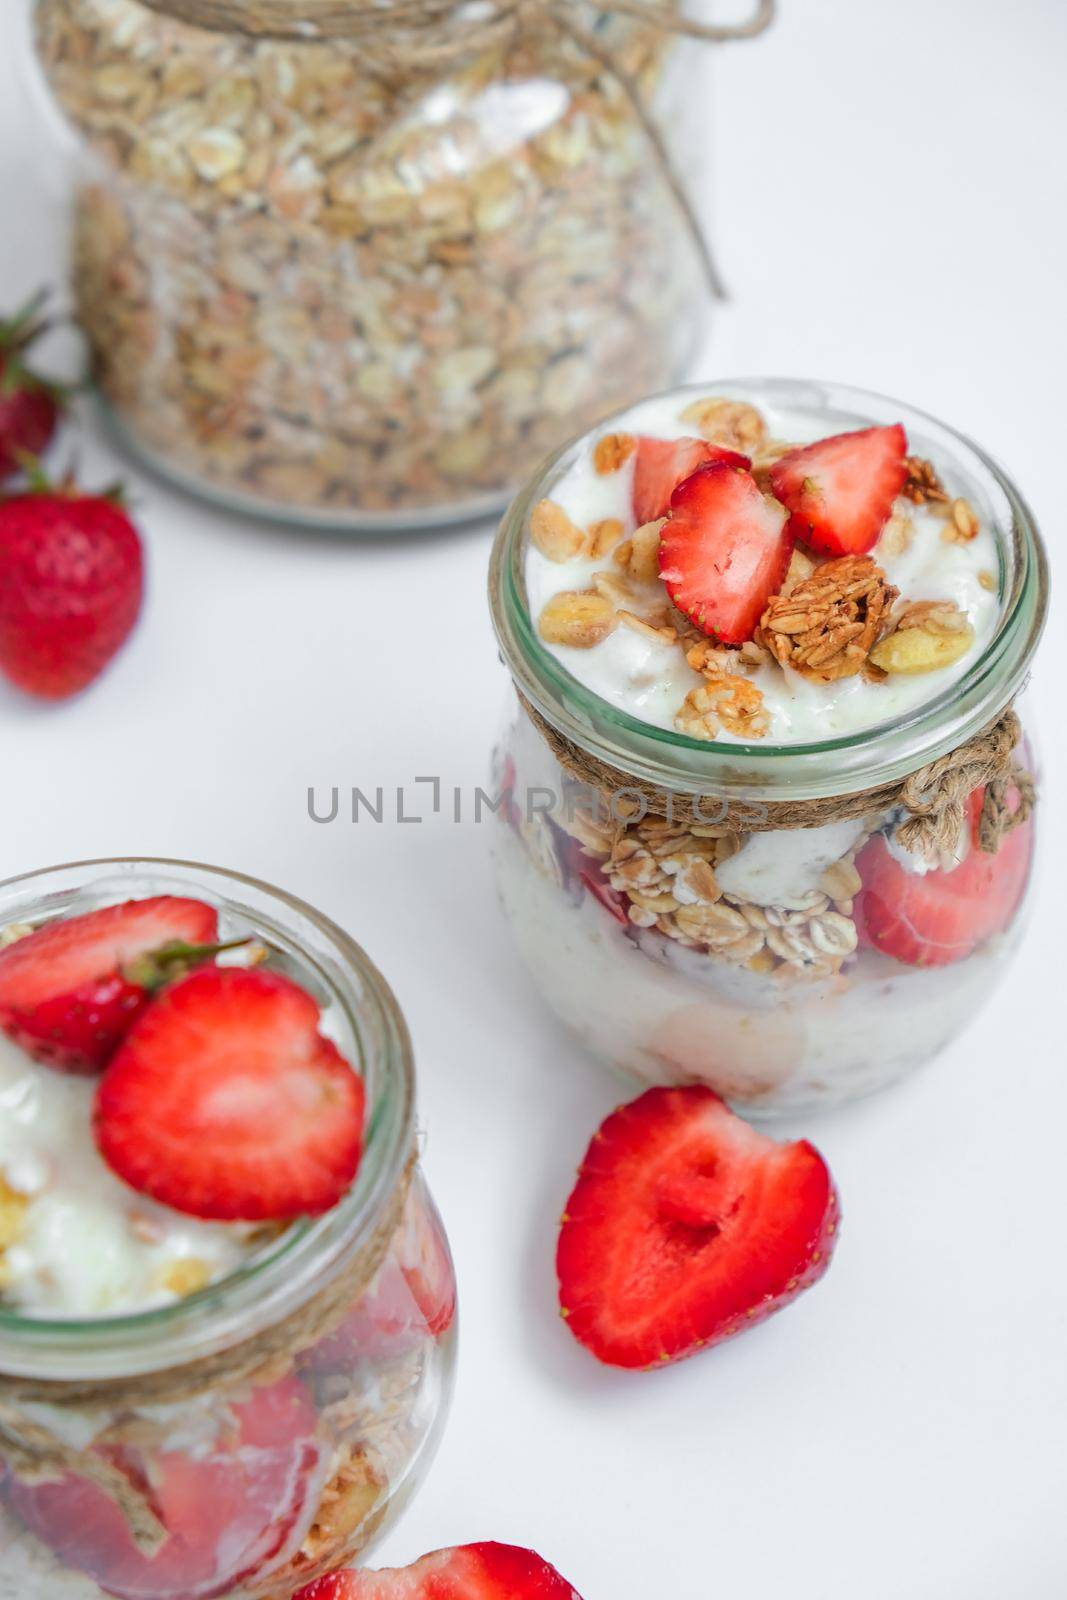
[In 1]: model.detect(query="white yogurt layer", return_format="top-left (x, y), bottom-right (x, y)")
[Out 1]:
top-left (0, 1030), bottom-right (260, 1320)
top-left (525, 390), bottom-right (1001, 743)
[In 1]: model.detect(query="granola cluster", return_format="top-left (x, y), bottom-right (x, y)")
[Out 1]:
top-left (561, 803), bottom-right (866, 982)
top-left (532, 395), bottom-right (988, 736)
top-left (36, 0), bottom-right (704, 521)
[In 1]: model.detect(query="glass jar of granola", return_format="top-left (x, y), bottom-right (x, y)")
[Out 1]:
top-left (0, 858), bottom-right (456, 1597)
top-left (488, 378), bottom-right (1048, 1115)
top-left (26, 0), bottom-right (772, 531)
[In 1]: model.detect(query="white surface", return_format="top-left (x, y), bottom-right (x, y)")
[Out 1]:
top-left (1, 1), bottom-right (1065, 1596)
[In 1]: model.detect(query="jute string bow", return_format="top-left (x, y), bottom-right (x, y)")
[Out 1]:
top-left (134, 0), bottom-right (777, 299)
top-left (0, 1152), bottom-right (414, 1554)
top-left (521, 696), bottom-right (1034, 858)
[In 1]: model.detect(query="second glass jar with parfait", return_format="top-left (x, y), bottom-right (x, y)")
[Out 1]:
top-left (0, 859), bottom-right (456, 1598)
top-left (489, 378), bottom-right (1048, 1115)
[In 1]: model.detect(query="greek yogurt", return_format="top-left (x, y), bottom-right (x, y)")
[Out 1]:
top-left (525, 388), bottom-right (1001, 742)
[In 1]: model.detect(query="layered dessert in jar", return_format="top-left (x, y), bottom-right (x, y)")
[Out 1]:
top-left (489, 378), bottom-right (1048, 1113)
top-left (0, 861), bottom-right (456, 1600)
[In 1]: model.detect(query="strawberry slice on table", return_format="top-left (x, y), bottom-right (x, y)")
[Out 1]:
top-left (7, 1376), bottom-right (322, 1600)
top-left (0, 896), bottom-right (222, 1074)
top-left (295, 1542), bottom-right (583, 1600)
top-left (769, 424), bottom-right (908, 556)
top-left (855, 786), bottom-right (1034, 967)
top-left (631, 434), bottom-right (750, 525)
top-left (557, 1084), bottom-right (839, 1370)
top-left (94, 965), bottom-right (365, 1221)
top-left (658, 461), bottom-right (793, 645)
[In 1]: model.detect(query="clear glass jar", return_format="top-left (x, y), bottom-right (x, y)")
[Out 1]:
top-left (0, 859), bottom-right (456, 1598)
top-left (488, 379), bottom-right (1049, 1115)
top-left (20, 0), bottom-right (756, 531)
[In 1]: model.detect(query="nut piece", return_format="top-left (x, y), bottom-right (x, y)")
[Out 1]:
top-left (869, 599), bottom-right (976, 675)
top-left (530, 499), bottom-right (586, 563)
top-left (625, 517), bottom-right (665, 585)
top-left (941, 497), bottom-right (980, 543)
top-left (159, 1258), bottom-right (212, 1297)
top-left (679, 397), bottom-right (767, 454)
top-left (675, 674), bottom-right (771, 740)
top-left (586, 518), bottom-right (624, 559)
top-left (538, 590), bottom-right (617, 648)
top-left (902, 456), bottom-right (950, 504)
top-left (593, 433), bottom-right (637, 474)
top-left (757, 556), bottom-right (899, 683)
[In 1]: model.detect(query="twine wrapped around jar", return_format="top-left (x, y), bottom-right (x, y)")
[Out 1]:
top-left (519, 694), bottom-right (1035, 859)
top-left (0, 1151), bottom-right (415, 1553)
top-left (129, 0), bottom-right (777, 298)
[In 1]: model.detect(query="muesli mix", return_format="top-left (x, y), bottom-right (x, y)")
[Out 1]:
top-left (493, 386), bottom-right (1037, 1111)
top-left (0, 890), bottom-right (455, 1597)
top-left (34, 0), bottom-right (704, 523)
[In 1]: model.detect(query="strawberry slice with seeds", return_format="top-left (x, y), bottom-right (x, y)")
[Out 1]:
top-left (855, 786), bottom-right (1034, 967)
top-left (0, 897), bottom-right (221, 1074)
top-left (94, 965), bottom-right (365, 1221)
top-left (295, 1542), bottom-right (583, 1600)
top-left (658, 462), bottom-right (793, 644)
top-left (631, 435), bottom-right (750, 525)
top-left (7, 1376), bottom-right (322, 1600)
top-left (769, 424), bottom-right (908, 555)
top-left (557, 1084), bottom-right (839, 1369)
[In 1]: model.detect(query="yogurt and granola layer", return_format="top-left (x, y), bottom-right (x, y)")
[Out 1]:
top-left (525, 388), bottom-right (1001, 743)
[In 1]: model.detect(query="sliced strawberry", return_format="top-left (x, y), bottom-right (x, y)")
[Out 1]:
top-left (0, 897), bottom-right (220, 1074)
top-left (557, 1085), bottom-right (839, 1369)
top-left (559, 832), bottom-right (629, 927)
top-left (7, 1376), bottom-right (322, 1600)
top-left (658, 462), bottom-right (792, 645)
top-left (305, 1193), bottom-right (456, 1373)
top-left (295, 1542), bottom-right (583, 1600)
top-left (631, 435), bottom-right (750, 525)
top-left (769, 424), bottom-right (907, 556)
top-left (855, 786), bottom-right (1033, 967)
top-left (94, 965), bottom-right (365, 1221)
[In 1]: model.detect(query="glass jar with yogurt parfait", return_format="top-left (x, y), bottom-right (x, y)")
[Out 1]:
top-left (489, 378), bottom-right (1048, 1116)
top-left (0, 859), bottom-right (456, 1598)
top-left (24, 0), bottom-right (773, 531)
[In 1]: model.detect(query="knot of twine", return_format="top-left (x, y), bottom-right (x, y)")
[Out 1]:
top-left (0, 1152), bottom-right (415, 1553)
top-left (521, 697), bottom-right (1034, 859)
top-left (132, 0), bottom-right (778, 300)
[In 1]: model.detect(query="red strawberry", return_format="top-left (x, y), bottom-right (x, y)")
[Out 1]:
top-left (94, 965), bottom-right (365, 1221)
top-left (855, 786), bottom-right (1034, 967)
top-left (560, 834), bottom-right (629, 927)
top-left (7, 1376), bottom-right (322, 1600)
top-left (557, 1084), bottom-right (839, 1369)
top-left (0, 474), bottom-right (144, 700)
top-left (631, 435), bottom-right (750, 525)
top-left (658, 462), bottom-right (792, 645)
top-left (296, 1542), bottom-right (583, 1600)
top-left (305, 1194), bottom-right (455, 1373)
top-left (0, 291), bottom-right (64, 481)
top-left (0, 897), bottom-right (221, 1074)
top-left (769, 424), bottom-right (908, 556)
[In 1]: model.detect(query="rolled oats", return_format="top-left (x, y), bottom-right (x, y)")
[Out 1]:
top-left (942, 496), bottom-right (981, 543)
top-left (593, 433), bottom-right (637, 474)
top-left (37, 0), bottom-right (706, 524)
top-left (757, 555), bottom-right (898, 683)
top-left (679, 396), bottom-right (768, 454)
top-left (675, 674), bottom-right (771, 740)
top-left (531, 498), bottom-right (586, 562)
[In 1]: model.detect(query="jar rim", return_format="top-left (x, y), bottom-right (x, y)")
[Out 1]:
top-left (0, 858), bottom-right (416, 1382)
top-left (489, 376), bottom-right (1050, 802)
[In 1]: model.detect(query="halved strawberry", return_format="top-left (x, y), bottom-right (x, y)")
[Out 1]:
top-left (658, 462), bottom-right (792, 644)
top-left (94, 965), bottom-right (365, 1221)
top-left (0, 897), bottom-right (221, 1074)
top-left (855, 786), bottom-right (1034, 967)
top-left (769, 424), bottom-right (907, 556)
top-left (631, 435), bottom-right (750, 525)
top-left (559, 833), bottom-right (629, 927)
top-left (305, 1193), bottom-right (456, 1373)
top-left (7, 1376), bottom-right (322, 1600)
top-left (557, 1084), bottom-right (839, 1370)
top-left (295, 1542), bottom-right (583, 1600)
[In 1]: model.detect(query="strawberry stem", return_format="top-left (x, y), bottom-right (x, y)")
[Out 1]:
top-left (123, 937), bottom-right (254, 992)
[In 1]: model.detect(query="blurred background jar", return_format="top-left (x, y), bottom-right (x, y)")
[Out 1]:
top-left (24, 0), bottom-right (773, 532)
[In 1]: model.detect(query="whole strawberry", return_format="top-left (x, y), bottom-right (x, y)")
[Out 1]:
top-left (0, 471), bottom-right (143, 699)
top-left (0, 291), bottom-right (64, 480)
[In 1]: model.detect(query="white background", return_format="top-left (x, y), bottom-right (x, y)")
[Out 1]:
top-left (2, 2), bottom-right (1066, 1596)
